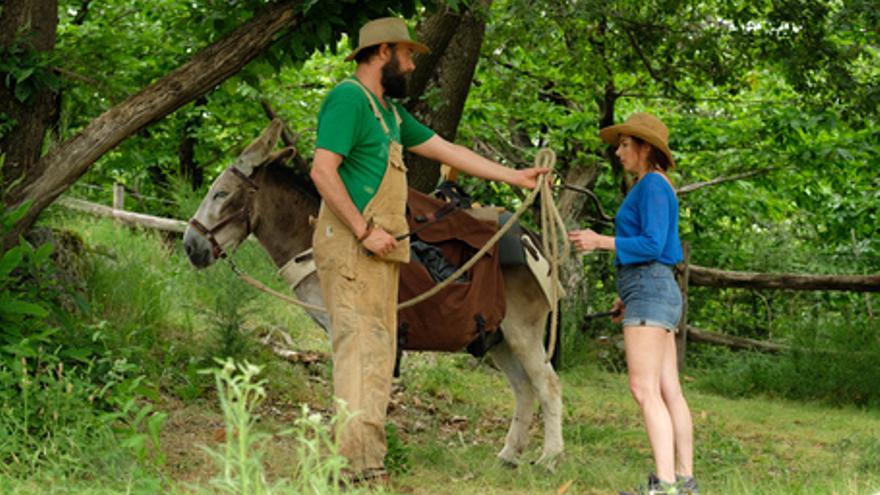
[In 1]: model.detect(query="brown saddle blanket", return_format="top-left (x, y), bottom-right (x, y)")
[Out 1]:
top-left (397, 188), bottom-right (506, 352)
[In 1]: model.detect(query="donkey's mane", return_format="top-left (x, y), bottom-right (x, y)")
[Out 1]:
top-left (262, 159), bottom-right (320, 208)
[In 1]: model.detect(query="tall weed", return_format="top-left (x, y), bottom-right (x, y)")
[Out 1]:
top-left (201, 359), bottom-right (353, 495)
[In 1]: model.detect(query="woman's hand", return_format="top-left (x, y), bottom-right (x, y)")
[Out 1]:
top-left (568, 228), bottom-right (611, 252)
top-left (610, 298), bottom-right (625, 324)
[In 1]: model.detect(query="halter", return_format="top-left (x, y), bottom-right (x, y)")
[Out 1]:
top-left (188, 166), bottom-right (259, 260)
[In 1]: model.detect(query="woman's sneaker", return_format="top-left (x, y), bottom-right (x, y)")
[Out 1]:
top-left (619, 473), bottom-right (679, 495)
top-left (676, 475), bottom-right (699, 495)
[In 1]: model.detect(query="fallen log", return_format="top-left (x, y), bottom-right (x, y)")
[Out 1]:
top-left (686, 325), bottom-right (789, 353)
top-left (58, 197), bottom-right (187, 233)
top-left (689, 265), bottom-right (880, 292)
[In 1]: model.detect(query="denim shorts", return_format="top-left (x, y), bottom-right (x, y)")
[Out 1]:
top-left (615, 261), bottom-right (682, 332)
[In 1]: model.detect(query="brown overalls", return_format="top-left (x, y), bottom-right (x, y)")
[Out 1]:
top-left (312, 79), bottom-right (410, 474)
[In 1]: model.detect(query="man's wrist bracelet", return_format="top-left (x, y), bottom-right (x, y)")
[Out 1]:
top-left (357, 221), bottom-right (374, 242)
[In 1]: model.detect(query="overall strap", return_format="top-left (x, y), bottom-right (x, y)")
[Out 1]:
top-left (340, 78), bottom-right (393, 135)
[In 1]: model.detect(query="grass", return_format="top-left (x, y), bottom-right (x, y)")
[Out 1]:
top-left (6, 211), bottom-right (880, 494)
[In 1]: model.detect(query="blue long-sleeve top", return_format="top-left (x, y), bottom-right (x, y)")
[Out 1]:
top-left (614, 172), bottom-right (683, 266)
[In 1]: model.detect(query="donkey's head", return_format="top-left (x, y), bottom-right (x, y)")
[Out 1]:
top-left (183, 119), bottom-right (294, 268)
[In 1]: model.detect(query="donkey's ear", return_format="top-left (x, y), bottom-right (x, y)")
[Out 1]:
top-left (266, 146), bottom-right (297, 166)
top-left (233, 119), bottom-right (283, 176)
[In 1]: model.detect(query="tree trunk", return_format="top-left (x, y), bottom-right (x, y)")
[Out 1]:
top-left (689, 266), bottom-right (880, 292)
top-left (2, 0), bottom-right (304, 248)
top-left (0, 0), bottom-right (59, 190)
top-left (179, 97), bottom-right (207, 190)
top-left (404, 0), bottom-right (492, 193)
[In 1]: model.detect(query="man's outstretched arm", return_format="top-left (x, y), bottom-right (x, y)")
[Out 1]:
top-left (409, 135), bottom-right (549, 189)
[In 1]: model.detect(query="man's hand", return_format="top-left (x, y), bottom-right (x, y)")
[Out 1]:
top-left (611, 298), bottom-right (625, 324)
top-left (510, 167), bottom-right (551, 189)
top-left (361, 227), bottom-right (397, 257)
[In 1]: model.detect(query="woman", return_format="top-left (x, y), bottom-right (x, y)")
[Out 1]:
top-left (568, 113), bottom-right (697, 495)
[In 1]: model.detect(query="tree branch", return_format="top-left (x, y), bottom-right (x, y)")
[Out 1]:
top-left (676, 167), bottom-right (774, 195)
top-left (555, 183), bottom-right (614, 225)
top-left (5, 0), bottom-right (304, 247)
top-left (622, 28), bottom-right (691, 100)
top-left (72, 0), bottom-right (92, 25)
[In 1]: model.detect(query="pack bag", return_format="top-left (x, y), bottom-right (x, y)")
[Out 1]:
top-left (397, 188), bottom-right (506, 354)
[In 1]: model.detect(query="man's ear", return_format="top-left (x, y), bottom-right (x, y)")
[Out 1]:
top-left (378, 43), bottom-right (393, 62)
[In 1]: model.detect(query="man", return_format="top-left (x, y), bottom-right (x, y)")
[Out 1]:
top-left (309, 17), bottom-right (549, 484)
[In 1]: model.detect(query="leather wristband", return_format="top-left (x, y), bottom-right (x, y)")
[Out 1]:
top-left (356, 221), bottom-right (374, 242)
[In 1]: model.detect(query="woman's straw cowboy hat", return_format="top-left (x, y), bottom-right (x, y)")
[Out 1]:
top-left (599, 112), bottom-right (676, 168)
top-left (346, 17), bottom-right (430, 62)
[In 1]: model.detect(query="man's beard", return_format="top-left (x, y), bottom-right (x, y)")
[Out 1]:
top-left (381, 54), bottom-right (408, 99)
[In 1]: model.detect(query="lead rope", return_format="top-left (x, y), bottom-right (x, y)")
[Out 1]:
top-left (227, 148), bottom-right (569, 361)
top-left (534, 149), bottom-right (569, 363)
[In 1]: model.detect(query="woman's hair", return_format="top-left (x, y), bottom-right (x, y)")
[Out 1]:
top-left (632, 136), bottom-right (671, 172)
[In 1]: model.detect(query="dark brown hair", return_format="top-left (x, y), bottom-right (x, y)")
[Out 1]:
top-left (632, 136), bottom-right (671, 172)
top-left (354, 43), bottom-right (396, 64)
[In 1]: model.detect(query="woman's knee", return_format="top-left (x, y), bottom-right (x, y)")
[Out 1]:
top-left (628, 377), bottom-right (661, 405)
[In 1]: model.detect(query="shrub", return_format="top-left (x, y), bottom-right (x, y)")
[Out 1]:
top-left (0, 203), bottom-right (163, 478)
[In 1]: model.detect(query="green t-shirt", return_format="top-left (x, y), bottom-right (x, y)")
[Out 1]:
top-left (315, 77), bottom-right (435, 211)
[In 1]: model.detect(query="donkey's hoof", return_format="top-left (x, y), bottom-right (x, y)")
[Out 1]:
top-left (497, 448), bottom-right (519, 469)
top-left (499, 457), bottom-right (518, 469)
top-left (533, 451), bottom-right (561, 472)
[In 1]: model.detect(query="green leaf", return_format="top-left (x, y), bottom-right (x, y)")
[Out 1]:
top-left (13, 83), bottom-right (32, 103)
top-left (0, 246), bottom-right (25, 280)
top-left (0, 300), bottom-right (48, 318)
top-left (14, 67), bottom-right (34, 84)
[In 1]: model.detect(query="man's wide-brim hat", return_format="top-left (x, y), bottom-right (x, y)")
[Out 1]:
top-left (599, 112), bottom-right (675, 168)
top-left (345, 17), bottom-right (430, 62)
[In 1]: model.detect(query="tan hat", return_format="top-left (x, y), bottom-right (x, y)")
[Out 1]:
top-left (599, 112), bottom-right (675, 168)
top-left (345, 17), bottom-right (430, 62)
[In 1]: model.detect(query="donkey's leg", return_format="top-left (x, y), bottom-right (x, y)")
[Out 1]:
top-left (502, 267), bottom-right (564, 469)
top-left (489, 340), bottom-right (537, 466)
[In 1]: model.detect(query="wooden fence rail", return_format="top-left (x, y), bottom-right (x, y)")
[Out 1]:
top-left (57, 196), bottom-right (187, 233)
top-left (689, 266), bottom-right (880, 292)
top-left (59, 192), bottom-right (878, 364)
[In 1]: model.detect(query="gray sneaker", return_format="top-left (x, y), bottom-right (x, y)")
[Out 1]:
top-left (676, 475), bottom-right (699, 495)
top-left (620, 473), bottom-right (679, 495)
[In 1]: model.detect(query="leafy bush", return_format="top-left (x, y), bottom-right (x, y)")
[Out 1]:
top-left (0, 203), bottom-right (163, 478)
top-left (694, 314), bottom-right (880, 407)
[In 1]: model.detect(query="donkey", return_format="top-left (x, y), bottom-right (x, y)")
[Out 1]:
top-left (183, 120), bottom-right (563, 468)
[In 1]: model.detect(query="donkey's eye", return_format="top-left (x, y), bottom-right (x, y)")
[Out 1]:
top-left (213, 191), bottom-right (229, 201)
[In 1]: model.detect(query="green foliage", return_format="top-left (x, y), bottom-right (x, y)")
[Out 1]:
top-left (384, 422), bottom-right (411, 475)
top-left (0, 36), bottom-right (61, 104)
top-left (0, 204), bottom-right (161, 480)
top-left (285, 401), bottom-right (352, 495)
top-left (200, 359), bottom-right (352, 495)
top-left (201, 359), bottom-right (274, 494)
top-left (695, 313), bottom-right (880, 406)
top-left (198, 261), bottom-right (258, 362)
